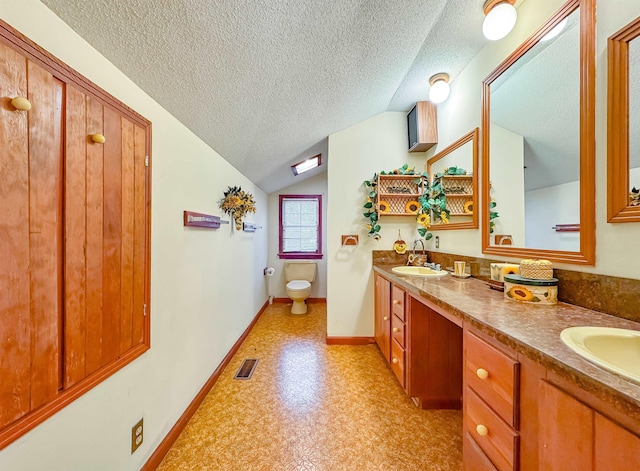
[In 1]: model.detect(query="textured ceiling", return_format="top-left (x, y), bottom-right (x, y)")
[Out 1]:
top-left (41, 0), bottom-right (491, 193)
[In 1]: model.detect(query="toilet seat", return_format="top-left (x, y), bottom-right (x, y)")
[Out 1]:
top-left (286, 280), bottom-right (311, 291)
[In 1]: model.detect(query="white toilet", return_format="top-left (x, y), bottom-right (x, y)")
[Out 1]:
top-left (284, 262), bottom-right (317, 314)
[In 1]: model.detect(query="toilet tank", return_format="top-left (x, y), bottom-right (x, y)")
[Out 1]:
top-left (284, 262), bottom-right (316, 282)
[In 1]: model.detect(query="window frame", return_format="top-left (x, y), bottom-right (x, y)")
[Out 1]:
top-left (278, 194), bottom-right (323, 260)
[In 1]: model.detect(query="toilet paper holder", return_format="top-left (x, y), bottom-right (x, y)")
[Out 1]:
top-left (341, 235), bottom-right (359, 246)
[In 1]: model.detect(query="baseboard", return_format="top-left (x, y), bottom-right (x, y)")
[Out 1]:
top-left (141, 300), bottom-right (269, 470)
top-left (326, 336), bottom-right (376, 345)
top-left (272, 297), bottom-right (326, 304)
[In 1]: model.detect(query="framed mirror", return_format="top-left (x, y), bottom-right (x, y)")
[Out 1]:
top-left (608, 15), bottom-right (640, 222)
top-left (481, 0), bottom-right (595, 265)
top-left (426, 128), bottom-right (479, 230)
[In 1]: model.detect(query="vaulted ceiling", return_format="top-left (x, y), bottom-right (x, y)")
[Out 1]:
top-left (41, 0), bottom-right (494, 193)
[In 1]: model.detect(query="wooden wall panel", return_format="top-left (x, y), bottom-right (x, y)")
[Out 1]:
top-left (85, 95), bottom-right (104, 374)
top-left (132, 124), bottom-right (147, 344)
top-left (0, 43), bottom-right (31, 428)
top-left (120, 118), bottom-right (135, 353)
top-left (27, 61), bottom-right (61, 409)
top-left (102, 107), bottom-right (122, 364)
top-left (64, 86), bottom-right (87, 387)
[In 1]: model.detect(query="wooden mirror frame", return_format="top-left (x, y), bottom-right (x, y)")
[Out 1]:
top-left (426, 128), bottom-right (479, 230)
top-left (481, 0), bottom-right (595, 265)
top-left (607, 16), bottom-right (640, 223)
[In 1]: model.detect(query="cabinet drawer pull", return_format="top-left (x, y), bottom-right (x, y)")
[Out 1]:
top-left (392, 358), bottom-right (399, 364)
top-left (393, 299), bottom-right (400, 305)
top-left (383, 316), bottom-right (389, 321)
top-left (393, 327), bottom-right (399, 332)
top-left (476, 424), bottom-right (488, 436)
top-left (476, 368), bottom-right (489, 380)
top-left (11, 96), bottom-right (31, 111)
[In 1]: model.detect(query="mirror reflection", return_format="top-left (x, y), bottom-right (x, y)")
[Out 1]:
top-left (489, 8), bottom-right (580, 251)
top-left (629, 37), bottom-right (640, 204)
top-left (427, 128), bottom-right (478, 230)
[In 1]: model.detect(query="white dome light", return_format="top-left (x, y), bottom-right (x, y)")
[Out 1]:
top-left (428, 73), bottom-right (450, 104)
top-left (541, 18), bottom-right (568, 42)
top-left (483, 1), bottom-right (517, 41)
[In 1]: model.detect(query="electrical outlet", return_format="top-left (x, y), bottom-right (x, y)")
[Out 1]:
top-left (131, 418), bottom-right (143, 454)
top-left (435, 236), bottom-right (440, 249)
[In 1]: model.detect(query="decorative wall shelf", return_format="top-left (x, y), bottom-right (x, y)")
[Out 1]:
top-left (183, 211), bottom-right (229, 229)
top-left (376, 175), bottom-right (425, 216)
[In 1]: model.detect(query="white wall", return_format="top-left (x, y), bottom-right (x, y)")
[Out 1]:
top-left (267, 172), bottom-right (328, 298)
top-left (326, 0), bottom-right (640, 338)
top-left (327, 112), bottom-right (431, 337)
top-left (490, 124), bottom-right (525, 245)
top-left (0, 2), bottom-right (269, 470)
top-left (525, 181), bottom-right (580, 251)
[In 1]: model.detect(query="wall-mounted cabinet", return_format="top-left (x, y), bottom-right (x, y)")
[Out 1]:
top-left (408, 101), bottom-right (438, 152)
top-left (0, 20), bottom-right (151, 449)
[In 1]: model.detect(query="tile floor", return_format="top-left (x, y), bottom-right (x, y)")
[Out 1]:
top-left (157, 302), bottom-right (462, 471)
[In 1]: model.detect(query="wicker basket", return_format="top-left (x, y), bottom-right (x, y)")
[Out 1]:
top-left (519, 259), bottom-right (553, 279)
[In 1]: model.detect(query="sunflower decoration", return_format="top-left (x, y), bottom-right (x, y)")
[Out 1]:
top-left (218, 186), bottom-right (257, 230)
top-left (440, 211), bottom-right (449, 224)
top-left (417, 213), bottom-right (431, 228)
top-left (464, 200), bottom-right (474, 214)
top-left (405, 200), bottom-right (420, 214)
top-left (378, 201), bottom-right (390, 213)
top-left (506, 285), bottom-right (539, 302)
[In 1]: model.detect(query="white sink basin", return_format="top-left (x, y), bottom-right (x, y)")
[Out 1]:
top-left (391, 266), bottom-right (449, 277)
top-left (560, 326), bottom-right (640, 384)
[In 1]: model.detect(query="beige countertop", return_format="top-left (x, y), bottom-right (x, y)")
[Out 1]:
top-left (373, 262), bottom-right (640, 420)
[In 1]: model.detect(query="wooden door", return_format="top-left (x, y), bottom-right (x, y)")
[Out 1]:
top-left (64, 88), bottom-right (148, 387)
top-left (539, 381), bottom-right (594, 470)
top-left (0, 44), bottom-right (63, 428)
top-left (594, 414), bottom-right (640, 470)
top-left (374, 274), bottom-right (391, 362)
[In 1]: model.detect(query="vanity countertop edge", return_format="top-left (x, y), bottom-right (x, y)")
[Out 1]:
top-left (373, 263), bottom-right (640, 420)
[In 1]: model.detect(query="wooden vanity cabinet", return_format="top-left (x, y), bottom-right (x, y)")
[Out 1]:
top-left (463, 329), bottom-right (520, 471)
top-left (373, 273), bottom-right (462, 408)
top-left (540, 380), bottom-right (640, 470)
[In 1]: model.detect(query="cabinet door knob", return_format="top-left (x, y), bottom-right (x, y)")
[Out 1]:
top-left (393, 327), bottom-right (399, 332)
top-left (476, 424), bottom-right (488, 437)
top-left (383, 316), bottom-right (389, 321)
top-left (392, 299), bottom-right (400, 305)
top-left (476, 368), bottom-right (489, 380)
top-left (392, 358), bottom-right (399, 364)
top-left (11, 96), bottom-right (31, 111)
top-left (91, 133), bottom-right (106, 144)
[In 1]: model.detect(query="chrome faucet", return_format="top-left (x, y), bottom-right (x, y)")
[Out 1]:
top-left (413, 239), bottom-right (425, 255)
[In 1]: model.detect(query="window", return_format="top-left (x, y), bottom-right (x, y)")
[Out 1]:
top-left (279, 195), bottom-right (322, 259)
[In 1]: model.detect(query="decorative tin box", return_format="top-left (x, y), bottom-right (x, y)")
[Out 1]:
top-left (504, 274), bottom-right (558, 305)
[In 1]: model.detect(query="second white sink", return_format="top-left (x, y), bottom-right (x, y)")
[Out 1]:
top-left (560, 326), bottom-right (640, 384)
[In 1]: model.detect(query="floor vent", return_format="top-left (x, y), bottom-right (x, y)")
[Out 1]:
top-left (234, 359), bottom-right (258, 380)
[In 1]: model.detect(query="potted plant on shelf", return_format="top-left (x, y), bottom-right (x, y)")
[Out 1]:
top-left (218, 186), bottom-right (256, 230)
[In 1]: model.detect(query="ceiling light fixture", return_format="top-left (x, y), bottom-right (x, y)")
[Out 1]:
top-left (541, 17), bottom-right (568, 42)
top-left (428, 73), bottom-right (450, 104)
top-left (482, 0), bottom-right (517, 41)
top-left (291, 154), bottom-right (321, 176)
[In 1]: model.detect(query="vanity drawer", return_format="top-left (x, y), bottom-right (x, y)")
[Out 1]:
top-left (465, 387), bottom-right (519, 471)
top-left (465, 331), bottom-right (519, 427)
top-left (391, 285), bottom-right (406, 321)
top-left (391, 314), bottom-right (405, 348)
top-left (390, 339), bottom-right (405, 388)
top-left (463, 432), bottom-right (499, 471)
